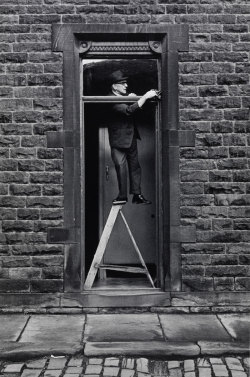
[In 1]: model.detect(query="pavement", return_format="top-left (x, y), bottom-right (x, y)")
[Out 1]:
top-left (0, 313), bottom-right (249, 362)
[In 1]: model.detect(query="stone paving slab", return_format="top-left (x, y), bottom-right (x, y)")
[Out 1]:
top-left (0, 315), bottom-right (28, 341)
top-left (84, 341), bottom-right (200, 357)
top-left (20, 315), bottom-right (85, 343)
top-left (84, 314), bottom-right (163, 342)
top-left (218, 314), bottom-right (250, 341)
top-left (159, 314), bottom-right (231, 341)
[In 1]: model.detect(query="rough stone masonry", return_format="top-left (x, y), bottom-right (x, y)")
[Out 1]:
top-left (0, 0), bottom-right (249, 308)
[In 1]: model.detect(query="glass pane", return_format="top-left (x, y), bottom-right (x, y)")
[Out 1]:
top-left (82, 59), bottom-right (158, 96)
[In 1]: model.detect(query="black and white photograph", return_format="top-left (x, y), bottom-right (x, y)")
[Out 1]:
top-left (0, 0), bottom-right (249, 375)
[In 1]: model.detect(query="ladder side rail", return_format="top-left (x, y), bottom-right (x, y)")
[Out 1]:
top-left (84, 205), bottom-right (122, 289)
top-left (120, 210), bottom-right (155, 288)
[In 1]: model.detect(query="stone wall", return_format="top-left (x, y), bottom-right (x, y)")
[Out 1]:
top-left (0, 0), bottom-right (249, 296)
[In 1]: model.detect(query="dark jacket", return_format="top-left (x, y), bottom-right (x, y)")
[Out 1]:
top-left (108, 100), bottom-right (141, 149)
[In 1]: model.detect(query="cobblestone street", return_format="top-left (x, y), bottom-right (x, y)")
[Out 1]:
top-left (0, 356), bottom-right (249, 377)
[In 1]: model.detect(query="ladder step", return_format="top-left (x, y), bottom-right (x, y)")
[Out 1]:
top-left (97, 264), bottom-right (148, 274)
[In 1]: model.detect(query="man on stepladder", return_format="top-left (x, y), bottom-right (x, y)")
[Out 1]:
top-left (108, 70), bottom-right (160, 205)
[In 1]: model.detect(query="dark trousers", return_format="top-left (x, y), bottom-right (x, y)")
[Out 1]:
top-left (111, 137), bottom-right (141, 198)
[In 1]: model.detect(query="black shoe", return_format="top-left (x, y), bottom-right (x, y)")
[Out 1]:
top-left (112, 197), bottom-right (127, 205)
top-left (132, 194), bottom-right (151, 205)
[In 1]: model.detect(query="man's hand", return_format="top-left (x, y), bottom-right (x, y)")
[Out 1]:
top-left (144, 89), bottom-right (158, 99)
top-left (137, 89), bottom-right (159, 108)
top-left (128, 93), bottom-right (137, 97)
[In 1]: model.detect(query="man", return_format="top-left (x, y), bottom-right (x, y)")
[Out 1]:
top-left (108, 70), bottom-right (159, 205)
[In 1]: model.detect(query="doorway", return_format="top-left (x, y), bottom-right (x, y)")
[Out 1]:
top-left (83, 59), bottom-right (159, 289)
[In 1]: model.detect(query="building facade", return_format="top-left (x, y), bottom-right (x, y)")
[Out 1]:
top-left (0, 0), bottom-right (249, 312)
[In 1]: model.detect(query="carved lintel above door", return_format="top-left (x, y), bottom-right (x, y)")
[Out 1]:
top-left (79, 40), bottom-right (161, 56)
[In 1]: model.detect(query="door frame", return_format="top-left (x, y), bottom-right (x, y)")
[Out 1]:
top-left (48, 24), bottom-right (196, 301)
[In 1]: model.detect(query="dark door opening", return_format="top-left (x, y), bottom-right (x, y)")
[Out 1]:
top-left (84, 59), bottom-right (159, 289)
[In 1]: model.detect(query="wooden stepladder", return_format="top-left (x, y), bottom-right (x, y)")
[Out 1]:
top-left (84, 204), bottom-right (155, 290)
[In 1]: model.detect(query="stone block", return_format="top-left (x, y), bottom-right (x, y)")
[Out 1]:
top-left (44, 371), bottom-right (62, 377)
top-left (47, 357), bottom-right (67, 370)
top-left (0, 315), bottom-right (28, 341)
top-left (122, 359), bottom-right (134, 369)
top-left (225, 357), bottom-right (244, 372)
top-left (104, 358), bottom-right (120, 366)
top-left (21, 136), bottom-right (46, 147)
top-left (37, 149), bottom-right (63, 159)
top-left (181, 182), bottom-right (204, 195)
top-left (218, 314), bottom-right (250, 341)
top-left (235, 278), bottom-right (250, 291)
top-left (45, 160), bottom-right (63, 171)
top-left (1, 256), bottom-right (31, 268)
top-left (42, 185), bottom-right (63, 196)
top-left (88, 358), bottom-right (103, 365)
top-left (26, 196), bottom-right (63, 207)
top-left (181, 171), bottom-right (209, 182)
top-left (27, 74), bottom-right (62, 86)
top-left (103, 367), bottom-right (119, 376)
top-left (84, 314), bottom-right (163, 342)
top-left (198, 367), bottom-right (212, 377)
top-left (33, 123), bottom-right (62, 135)
top-left (20, 315), bottom-right (85, 344)
top-left (184, 360), bottom-right (195, 372)
top-left (42, 266), bottom-right (63, 279)
top-left (21, 370), bottom-right (41, 377)
top-left (214, 278), bottom-right (234, 291)
top-left (209, 171), bottom-right (232, 182)
top-left (65, 366), bottom-right (83, 374)
top-left (30, 280), bottom-right (63, 293)
top-left (225, 109), bottom-right (249, 121)
top-left (211, 364), bottom-right (229, 376)
top-left (18, 160), bottom-right (45, 172)
top-left (40, 209), bottom-right (63, 220)
top-left (183, 278), bottom-right (214, 292)
top-left (10, 148), bottom-right (36, 159)
top-left (160, 314), bottom-right (231, 341)
top-left (29, 173), bottom-right (63, 184)
top-left (230, 371), bottom-right (247, 377)
top-left (4, 363), bottom-right (25, 374)
top-left (229, 147), bottom-right (247, 158)
top-left (26, 358), bottom-right (47, 369)
top-left (0, 196), bottom-right (26, 208)
top-left (85, 365), bottom-right (102, 374)
top-left (212, 219), bottom-right (233, 231)
top-left (0, 279), bottom-right (29, 293)
top-left (17, 209), bottom-right (39, 220)
top-left (234, 220), bottom-right (250, 230)
top-left (208, 147), bottom-right (228, 159)
top-left (136, 358), bottom-right (148, 373)
top-left (121, 370), bottom-right (135, 377)
top-left (67, 357), bottom-right (83, 367)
